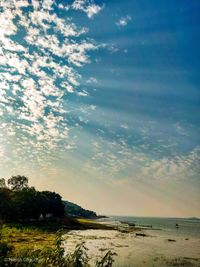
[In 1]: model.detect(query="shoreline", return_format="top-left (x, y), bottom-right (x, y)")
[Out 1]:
top-left (63, 220), bottom-right (200, 267)
top-left (1, 217), bottom-right (200, 266)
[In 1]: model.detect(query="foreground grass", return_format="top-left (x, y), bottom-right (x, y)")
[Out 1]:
top-left (0, 218), bottom-right (138, 267)
top-left (0, 225), bottom-right (56, 253)
top-left (0, 218), bottom-right (119, 253)
top-left (0, 221), bottom-right (117, 267)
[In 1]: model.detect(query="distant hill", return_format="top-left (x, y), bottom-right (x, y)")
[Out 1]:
top-left (63, 200), bottom-right (98, 218)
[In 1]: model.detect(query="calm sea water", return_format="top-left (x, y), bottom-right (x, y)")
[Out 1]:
top-left (103, 216), bottom-right (200, 238)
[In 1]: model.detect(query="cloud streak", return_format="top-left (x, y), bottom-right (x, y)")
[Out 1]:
top-left (0, 0), bottom-right (101, 168)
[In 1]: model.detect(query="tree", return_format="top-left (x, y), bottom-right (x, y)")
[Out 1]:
top-left (0, 178), bottom-right (6, 188)
top-left (11, 187), bottom-right (39, 221)
top-left (8, 175), bottom-right (29, 191)
top-left (38, 191), bottom-right (65, 219)
top-left (0, 175), bottom-right (65, 222)
top-left (0, 188), bottom-right (14, 221)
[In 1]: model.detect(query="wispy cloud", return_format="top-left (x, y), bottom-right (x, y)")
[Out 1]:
top-left (140, 147), bottom-right (200, 181)
top-left (86, 77), bottom-right (98, 84)
top-left (105, 146), bottom-right (200, 184)
top-left (0, 1), bottom-right (199, 218)
top-left (0, 0), bottom-right (101, 169)
top-left (116, 15), bottom-right (132, 27)
top-left (72, 0), bottom-right (102, 18)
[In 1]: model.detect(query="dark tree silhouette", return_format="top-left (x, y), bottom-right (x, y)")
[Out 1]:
top-left (0, 176), bottom-right (65, 222)
top-left (0, 178), bottom-right (6, 188)
top-left (0, 188), bottom-right (14, 220)
top-left (37, 191), bottom-right (65, 219)
top-left (8, 175), bottom-right (28, 191)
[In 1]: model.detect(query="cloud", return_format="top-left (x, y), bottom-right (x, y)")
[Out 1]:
top-left (174, 122), bottom-right (188, 136)
top-left (81, 103), bottom-right (200, 181)
top-left (120, 124), bottom-right (129, 130)
top-left (116, 15), bottom-right (132, 27)
top-left (0, 146), bottom-right (5, 159)
top-left (107, 44), bottom-right (119, 53)
top-left (92, 138), bottom-right (200, 183)
top-left (77, 90), bottom-right (89, 97)
top-left (0, 0), bottom-right (100, 169)
top-left (72, 0), bottom-right (102, 18)
top-left (148, 148), bottom-right (199, 182)
top-left (86, 77), bottom-right (98, 84)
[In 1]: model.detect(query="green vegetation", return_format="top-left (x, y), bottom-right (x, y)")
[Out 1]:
top-left (0, 176), bottom-right (118, 266)
top-left (0, 221), bottom-right (116, 254)
top-left (0, 227), bottom-right (116, 267)
top-left (0, 176), bottom-right (65, 222)
top-left (63, 201), bottom-right (97, 219)
top-left (76, 219), bottom-right (116, 231)
top-left (0, 224), bottom-right (56, 252)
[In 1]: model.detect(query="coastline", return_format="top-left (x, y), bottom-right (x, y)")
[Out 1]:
top-left (1, 217), bottom-right (200, 266)
top-left (63, 219), bottom-right (200, 267)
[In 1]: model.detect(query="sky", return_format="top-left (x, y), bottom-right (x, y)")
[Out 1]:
top-left (0, 0), bottom-right (200, 218)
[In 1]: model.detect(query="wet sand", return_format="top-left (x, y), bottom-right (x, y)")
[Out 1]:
top-left (64, 226), bottom-right (200, 267)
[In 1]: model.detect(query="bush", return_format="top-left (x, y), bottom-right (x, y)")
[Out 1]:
top-left (66, 242), bottom-right (89, 267)
top-left (96, 251), bottom-right (117, 267)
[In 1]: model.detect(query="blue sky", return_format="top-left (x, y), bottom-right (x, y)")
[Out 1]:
top-left (0, 0), bottom-right (200, 217)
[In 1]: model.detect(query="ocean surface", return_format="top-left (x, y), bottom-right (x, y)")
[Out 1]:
top-left (102, 216), bottom-right (200, 238)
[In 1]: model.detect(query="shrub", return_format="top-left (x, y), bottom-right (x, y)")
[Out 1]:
top-left (95, 251), bottom-right (117, 267)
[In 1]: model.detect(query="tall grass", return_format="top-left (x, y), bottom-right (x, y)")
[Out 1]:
top-left (0, 228), bottom-right (117, 267)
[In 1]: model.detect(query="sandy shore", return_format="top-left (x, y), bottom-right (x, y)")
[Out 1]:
top-left (64, 225), bottom-right (200, 267)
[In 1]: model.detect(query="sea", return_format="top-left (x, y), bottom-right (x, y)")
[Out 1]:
top-left (101, 216), bottom-right (200, 238)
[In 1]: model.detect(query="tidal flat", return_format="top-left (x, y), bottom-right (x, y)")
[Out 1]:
top-left (64, 225), bottom-right (200, 267)
top-left (1, 220), bottom-right (200, 266)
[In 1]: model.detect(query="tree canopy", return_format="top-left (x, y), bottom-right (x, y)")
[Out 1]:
top-left (7, 175), bottom-right (28, 191)
top-left (0, 176), bottom-right (65, 222)
top-left (0, 178), bottom-right (6, 188)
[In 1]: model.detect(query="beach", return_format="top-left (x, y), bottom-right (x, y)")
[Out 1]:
top-left (64, 219), bottom-right (200, 267)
